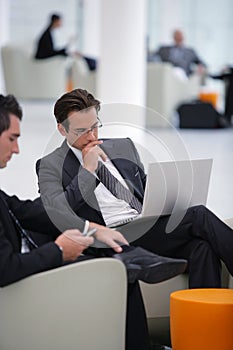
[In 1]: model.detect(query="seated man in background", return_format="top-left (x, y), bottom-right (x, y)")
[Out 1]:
top-left (37, 88), bottom-right (233, 290)
top-left (149, 29), bottom-right (206, 77)
top-left (0, 94), bottom-right (186, 350)
top-left (34, 13), bottom-right (97, 71)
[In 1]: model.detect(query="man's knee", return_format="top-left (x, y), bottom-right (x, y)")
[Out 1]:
top-left (188, 204), bottom-right (211, 221)
top-left (189, 204), bottom-right (207, 213)
top-left (190, 239), bottom-right (217, 261)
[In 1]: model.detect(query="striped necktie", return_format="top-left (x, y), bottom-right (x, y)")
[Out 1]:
top-left (96, 162), bottom-right (142, 213)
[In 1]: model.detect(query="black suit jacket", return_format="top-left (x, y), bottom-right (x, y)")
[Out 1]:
top-left (0, 191), bottom-right (62, 287)
top-left (37, 138), bottom-right (147, 226)
top-left (34, 27), bottom-right (67, 59)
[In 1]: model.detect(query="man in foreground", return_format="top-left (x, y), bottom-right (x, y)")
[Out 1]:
top-left (0, 98), bottom-right (95, 287)
top-left (37, 88), bottom-right (233, 289)
top-left (0, 94), bottom-right (187, 350)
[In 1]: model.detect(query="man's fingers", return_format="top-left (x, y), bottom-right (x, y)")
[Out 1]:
top-left (107, 230), bottom-right (129, 252)
top-left (63, 230), bottom-right (94, 247)
top-left (84, 140), bottom-right (103, 149)
top-left (64, 229), bottom-right (82, 236)
top-left (100, 151), bottom-right (107, 162)
top-left (112, 230), bottom-right (129, 245)
top-left (103, 236), bottom-right (123, 253)
top-left (94, 228), bottom-right (129, 253)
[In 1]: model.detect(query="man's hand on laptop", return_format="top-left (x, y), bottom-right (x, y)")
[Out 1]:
top-left (89, 222), bottom-right (129, 253)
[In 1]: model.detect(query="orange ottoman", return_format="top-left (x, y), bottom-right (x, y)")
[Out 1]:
top-left (198, 91), bottom-right (219, 109)
top-left (170, 289), bottom-right (233, 350)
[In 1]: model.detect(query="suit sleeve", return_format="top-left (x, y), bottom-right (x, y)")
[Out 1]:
top-left (3, 194), bottom-right (60, 238)
top-left (35, 29), bottom-right (67, 59)
top-left (191, 48), bottom-right (205, 66)
top-left (0, 220), bottom-right (62, 287)
top-left (36, 155), bottom-right (89, 232)
top-left (37, 139), bottom-right (147, 217)
top-left (64, 166), bottom-right (100, 211)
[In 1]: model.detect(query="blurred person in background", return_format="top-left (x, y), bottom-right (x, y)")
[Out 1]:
top-left (34, 13), bottom-right (97, 71)
top-left (149, 29), bottom-right (206, 78)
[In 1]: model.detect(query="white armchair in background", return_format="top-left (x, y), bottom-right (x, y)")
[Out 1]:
top-left (0, 258), bottom-right (127, 350)
top-left (1, 45), bottom-right (68, 99)
top-left (71, 57), bottom-right (96, 95)
top-left (146, 62), bottom-right (201, 127)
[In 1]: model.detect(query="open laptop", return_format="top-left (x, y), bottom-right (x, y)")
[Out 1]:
top-left (141, 158), bottom-right (213, 217)
top-left (109, 158), bottom-right (213, 228)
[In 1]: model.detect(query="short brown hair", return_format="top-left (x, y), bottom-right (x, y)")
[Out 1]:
top-left (54, 89), bottom-right (100, 130)
top-left (0, 94), bottom-right (22, 135)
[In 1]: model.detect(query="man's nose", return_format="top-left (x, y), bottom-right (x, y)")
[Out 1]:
top-left (86, 129), bottom-right (96, 139)
top-left (12, 140), bottom-right (19, 154)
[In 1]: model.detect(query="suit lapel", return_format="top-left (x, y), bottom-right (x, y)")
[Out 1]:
top-left (59, 141), bottom-right (82, 185)
top-left (100, 139), bottom-right (144, 201)
top-left (100, 139), bottom-right (128, 176)
top-left (61, 142), bottom-right (103, 221)
top-left (63, 149), bottom-right (81, 181)
top-left (0, 191), bottom-right (21, 250)
top-left (61, 139), bottom-right (144, 209)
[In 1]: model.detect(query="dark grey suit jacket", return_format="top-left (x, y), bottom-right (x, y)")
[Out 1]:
top-left (37, 138), bottom-right (146, 227)
top-left (155, 45), bottom-right (205, 76)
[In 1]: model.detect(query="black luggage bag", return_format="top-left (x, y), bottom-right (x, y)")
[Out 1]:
top-left (177, 100), bottom-right (222, 128)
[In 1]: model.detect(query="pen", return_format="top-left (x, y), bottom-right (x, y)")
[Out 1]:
top-left (83, 228), bottom-right (97, 237)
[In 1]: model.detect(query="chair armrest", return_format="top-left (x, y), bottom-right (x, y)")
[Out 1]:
top-left (0, 258), bottom-right (127, 350)
top-left (1, 46), bottom-right (68, 99)
top-left (224, 218), bottom-right (233, 228)
top-left (71, 57), bottom-right (96, 95)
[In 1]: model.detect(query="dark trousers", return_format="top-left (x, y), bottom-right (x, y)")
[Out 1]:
top-left (212, 71), bottom-right (233, 122)
top-left (225, 76), bottom-right (233, 121)
top-left (120, 205), bottom-right (233, 288)
top-left (83, 56), bottom-right (97, 71)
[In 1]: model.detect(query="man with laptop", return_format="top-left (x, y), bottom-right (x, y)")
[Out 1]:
top-left (1, 93), bottom-right (191, 350)
top-left (37, 88), bottom-right (233, 290)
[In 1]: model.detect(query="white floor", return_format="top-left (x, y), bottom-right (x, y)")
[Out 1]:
top-left (0, 100), bottom-right (232, 220)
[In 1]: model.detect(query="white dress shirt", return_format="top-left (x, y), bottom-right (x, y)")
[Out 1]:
top-left (68, 143), bottom-right (139, 227)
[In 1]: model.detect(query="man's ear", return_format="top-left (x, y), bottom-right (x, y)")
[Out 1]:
top-left (57, 123), bottom-right (66, 136)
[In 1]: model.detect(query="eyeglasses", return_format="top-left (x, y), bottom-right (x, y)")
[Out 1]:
top-left (71, 118), bottom-right (102, 137)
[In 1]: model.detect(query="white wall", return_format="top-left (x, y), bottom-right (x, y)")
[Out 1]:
top-left (1, 0), bottom-right (233, 91)
top-left (8, 0), bottom-right (78, 53)
top-left (0, 0), bottom-right (79, 91)
top-left (3, 0), bottom-right (233, 71)
top-left (81, 0), bottom-right (100, 57)
top-left (0, 0), bottom-right (10, 92)
top-left (147, 0), bottom-right (233, 73)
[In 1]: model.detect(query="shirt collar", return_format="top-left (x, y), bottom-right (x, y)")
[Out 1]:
top-left (67, 140), bottom-right (83, 165)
